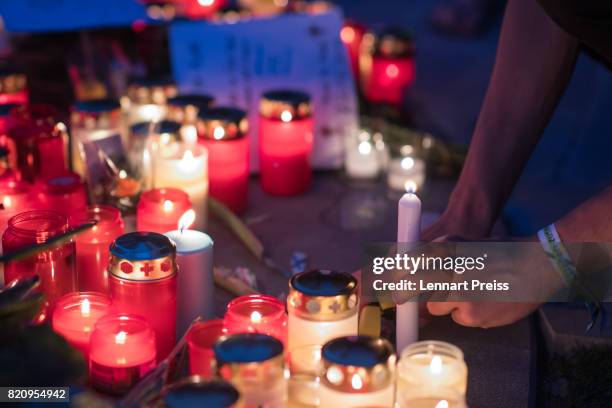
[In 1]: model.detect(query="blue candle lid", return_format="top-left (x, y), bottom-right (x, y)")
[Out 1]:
top-left (168, 94), bottom-right (214, 109)
top-left (163, 378), bottom-right (239, 408)
top-left (322, 336), bottom-right (394, 367)
top-left (214, 333), bottom-right (283, 364)
top-left (110, 232), bottom-right (176, 261)
top-left (0, 103), bottom-right (19, 117)
top-left (73, 99), bottom-right (120, 113)
top-left (290, 269), bottom-right (357, 297)
top-left (130, 120), bottom-right (181, 139)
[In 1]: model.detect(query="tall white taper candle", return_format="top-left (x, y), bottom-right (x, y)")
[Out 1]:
top-left (396, 192), bottom-right (421, 351)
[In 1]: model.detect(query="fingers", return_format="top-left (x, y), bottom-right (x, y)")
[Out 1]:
top-left (426, 301), bottom-right (458, 316)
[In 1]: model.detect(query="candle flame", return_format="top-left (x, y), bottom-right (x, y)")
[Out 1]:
top-left (213, 126), bottom-right (225, 140)
top-left (81, 298), bottom-right (91, 317)
top-left (115, 331), bottom-right (127, 345)
top-left (358, 140), bottom-right (372, 155)
top-left (3, 196), bottom-right (11, 208)
top-left (435, 401), bottom-right (449, 408)
top-left (401, 157), bottom-right (415, 170)
top-left (280, 110), bottom-right (293, 123)
top-left (340, 26), bottom-right (356, 44)
top-left (160, 133), bottom-right (171, 145)
top-left (163, 199), bottom-right (174, 213)
top-left (386, 63), bottom-right (399, 78)
top-left (404, 180), bottom-right (418, 193)
top-left (178, 149), bottom-right (197, 172)
top-left (429, 355), bottom-right (443, 374)
top-left (119, 169), bottom-right (128, 179)
top-left (351, 373), bottom-right (363, 390)
top-left (178, 209), bottom-right (196, 232)
top-left (198, 0), bottom-right (214, 5)
top-left (250, 311), bottom-right (262, 323)
top-left (181, 125), bottom-right (198, 145)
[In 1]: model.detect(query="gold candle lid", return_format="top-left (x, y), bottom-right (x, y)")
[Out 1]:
top-left (0, 68), bottom-right (27, 94)
top-left (197, 107), bottom-right (248, 141)
top-left (71, 99), bottom-right (122, 129)
top-left (108, 232), bottom-right (177, 281)
top-left (167, 94), bottom-right (215, 124)
top-left (371, 28), bottom-right (415, 58)
top-left (259, 90), bottom-right (312, 121)
top-left (288, 269), bottom-right (359, 321)
top-left (321, 336), bottom-right (396, 393)
top-left (126, 77), bottom-right (178, 105)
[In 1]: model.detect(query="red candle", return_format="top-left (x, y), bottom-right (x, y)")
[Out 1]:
top-left (35, 171), bottom-right (88, 217)
top-left (224, 294), bottom-right (287, 347)
top-left (108, 232), bottom-right (178, 361)
top-left (363, 29), bottom-right (415, 107)
top-left (137, 188), bottom-right (193, 233)
top-left (2, 210), bottom-right (77, 317)
top-left (180, 0), bottom-right (228, 19)
top-left (89, 314), bottom-right (157, 395)
top-left (340, 20), bottom-right (366, 80)
top-left (69, 205), bottom-right (125, 293)
top-left (0, 180), bottom-right (35, 234)
top-left (259, 90), bottom-right (313, 196)
top-left (188, 319), bottom-right (227, 378)
top-left (197, 107), bottom-right (249, 213)
top-left (0, 69), bottom-right (28, 105)
top-left (51, 292), bottom-right (112, 359)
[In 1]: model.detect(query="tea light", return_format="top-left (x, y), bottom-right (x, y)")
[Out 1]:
top-left (197, 107), bottom-right (249, 213)
top-left (179, 0), bottom-right (228, 19)
top-left (340, 20), bottom-right (366, 80)
top-left (397, 386), bottom-right (467, 408)
top-left (165, 210), bottom-right (214, 336)
top-left (108, 232), bottom-right (178, 360)
top-left (163, 377), bottom-right (240, 408)
top-left (89, 314), bottom-right (157, 395)
top-left (259, 90), bottom-right (313, 196)
top-left (388, 145), bottom-right (426, 193)
top-left (224, 294), bottom-right (288, 346)
top-left (0, 180), bottom-right (34, 234)
top-left (345, 130), bottom-right (381, 179)
top-left (363, 29), bottom-right (415, 107)
top-left (35, 171), bottom-right (88, 217)
top-left (319, 336), bottom-right (396, 407)
top-left (137, 187), bottom-right (193, 234)
top-left (215, 333), bottom-right (287, 407)
top-left (124, 78), bottom-right (178, 125)
top-left (0, 69), bottom-right (28, 105)
top-left (287, 270), bottom-right (359, 353)
top-left (69, 205), bottom-right (125, 293)
top-left (188, 319), bottom-right (227, 378)
top-left (397, 341), bottom-right (468, 397)
top-left (51, 292), bottom-right (112, 358)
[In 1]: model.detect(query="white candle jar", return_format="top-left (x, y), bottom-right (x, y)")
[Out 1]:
top-left (319, 336), bottom-right (396, 407)
top-left (397, 386), bottom-right (467, 408)
top-left (287, 270), bottom-right (359, 352)
top-left (214, 333), bottom-right (287, 408)
top-left (345, 130), bottom-right (381, 180)
top-left (387, 145), bottom-right (425, 193)
top-left (123, 78), bottom-right (178, 125)
top-left (397, 341), bottom-right (468, 398)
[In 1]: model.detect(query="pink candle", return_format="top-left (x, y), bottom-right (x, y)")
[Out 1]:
top-left (180, 0), bottom-right (228, 19)
top-left (137, 188), bottom-right (193, 233)
top-left (0, 69), bottom-right (28, 105)
top-left (51, 292), bottom-right (112, 359)
top-left (69, 205), bottom-right (125, 293)
top-left (35, 171), bottom-right (88, 217)
top-left (224, 294), bottom-right (287, 347)
top-left (259, 90), bottom-right (313, 196)
top-left (89, 314), bottom-right (157, 395)
top-left (188, 319), bottom-right (227, 378)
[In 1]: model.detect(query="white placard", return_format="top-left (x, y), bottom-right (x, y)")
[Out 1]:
top-left (169, 9), bottom-right (358, 170)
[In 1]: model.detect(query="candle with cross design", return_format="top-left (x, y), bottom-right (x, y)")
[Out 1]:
top-left (108, 232), bottom-right (178, 360)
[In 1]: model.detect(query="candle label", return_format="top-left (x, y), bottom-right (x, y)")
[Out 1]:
top-left (109, 257), bottom-right (176, 281)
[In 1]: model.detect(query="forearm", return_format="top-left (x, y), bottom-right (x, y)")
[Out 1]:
top-left (556, 186), bottom-right (612, 242)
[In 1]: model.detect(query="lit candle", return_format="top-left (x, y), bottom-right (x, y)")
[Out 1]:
top-left (0, 180), bottom-right (34, 234)
top-left (35, 171), bottom-right (88, 217)
top-left (396, 192), bottom-right (421, 351)
top-left (397, 341), bottom-right (468, 397)
top-left (164, 209), bottom-right (214, 336)
top-left (397, 386), bottom-right (467, 408)
top-left (0, 69), bottom-right (28, 105)
top-left (287, 344), bottom-right (323, 407)
top-left (108, 232), bottom-right (178, 360)
top-left (124, 78), bottom-right (178, 125)
top-left (237, 0), bottom-right (287, 16)
top-left (51, 292), bottom-right (112, 359)
top-left (197, 107), bottom-right (249, 214)
top-left (162, 377), bottom-right (240, 408)
top-left (89, 314), bottom-right (157, 395)
top-left (187, 319), bottom-right (227, 378)
top-left (167, 94), bottom-right (214, 146)
top-left (224, 294), bottom-right (288, 346)
top-left (0, 104), bottom-right (19, 172)
top-left (363, 28), bottom-right (415, 107)
top-left (287, 270), bottom-right (359, 353)
top-left (388, 145), bottom-right (426, 193)
top-left (340, 20), bottom-right (366, 80)
top-left (137, 187), bottom-right (193, 234)
top-left (69, 205), bottom-right (125, 293)
top-left (318, 336), bottom-right (396, 407)
top-left (179, 0), bottom-right (228, 19)
top-left (345, 130), bottom-right (381, 179)
top-left (259, 90), bottom-right (313, 196)
top-left (215, 333), bottom-right (287, 407)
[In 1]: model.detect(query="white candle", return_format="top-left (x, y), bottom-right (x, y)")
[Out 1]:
top-left (396, 192), bottom-right (421, 351)
top-left (397, 386), bottom-right (467, 408)
top-left (345, 139), bottom-right (380, 179)
top-left (287, 345), bottom-right (322, 407)
top-left (388, 155), bottom-right (426, 193)
top-left (164, 210), bottom-right (214, 337)
top-left (128, 103), bottom-right (166, 125)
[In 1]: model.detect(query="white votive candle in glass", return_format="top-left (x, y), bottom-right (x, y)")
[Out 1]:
top-left (124, 78), bottom-right (177, 125)
top-left (388, 145), bottom-right (426, 193)
top-left (345, 130), bottom-right (381, 179)
top-left (397, 386), bottom-right (467, 408)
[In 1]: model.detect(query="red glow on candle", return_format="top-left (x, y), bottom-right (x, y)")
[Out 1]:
top-left (137, 188), bottom-right (193, 233)
top-left (365, 57), bottom-right (415, 106)
top-left (182, 0), bottom-right (227, 19)
top-left (224, 295), bottom-right (288, 346)
top-left (188, 319), bottom-right (227, 378)
top-left (0, 90), bottom-right (28, 106)
top-left (35, 171), bottom-right (88, 217)
top-left (341, 21), bottom-right (366, 79)
top-left (0, 180), bottom-right (35, 234)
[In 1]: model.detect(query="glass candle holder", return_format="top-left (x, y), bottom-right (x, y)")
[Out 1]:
top-left (0, 180), bottom-right (35, 234)
top-left (215, 333), bottom-right (287, 407)
top-left (224, 294), bottom-right (288, 346)
top-left (2, 210), bottom-right (76, 316)
top-left (0, 104), bottom-right (19, 171)
top-left (168, 94), bottom-right (215, 146)
top-left (162, 377), bottom-right (240, 408)
top-left (197, 107), bottom-right (249, 214)
top-left (0, 68), bottom-right (28, 105)
top-left (345, 130), bottom-right (383, 180)
top-left (69, 205), bottom-right (125, 293)
top-left (340, 20), bottom-right (367, 80)
top-left (178, 0), bottom-right (228, 19)
top-left (188, 319), bottom-right (227, 378)
top-left (35, 171), bottom-right (88, 217)
top-left (287, 344), bottom-right (323, 407)
top-left (319, 336), bottom-right (396, 407)
top-left (124, 78), bottom-right (178, 125)
top-left (397, 341), bottom-right (468, 397)
top-left (51, 291), bottom-right (112, 359)
top-left (108, 232), bottom-right (178, 361)
top-left (137, 187), bottom-right (193, 233)
top-left (363, 28), bottom-right (415, 107)
top-left (397, 386), bottom-right (467, 408)
top-left (259, 90), bottom-right (313, 196)
top-left (89, 313), bottom-right (157, 395)
top-left (287, 269), bottom-right (359, 353)
top-left (387, 145), bottom-right (426, 193)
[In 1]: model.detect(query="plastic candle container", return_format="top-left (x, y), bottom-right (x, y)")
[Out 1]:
top-left (124, 78), bottom-right (178, 125)
top-left (188, 319), bottom-right (227, 378)
top-left (168, 94), bottom-right (215, 147)
top-left (340, 20), bottom-right (367, 80)
top-left (2, 210), bottom-right (77, 315)
top-left (0, 104), bottom-right (19, 169)
top-left (397, 386), bottom-right (467, 408)
top-left (318, 336), bottom-right (396, 407)
top-left (287, 344), bottom-right (323, 407)
top-left (0, 180), bottom-right (35, 234)
top-left (259, 90), bottom-right (313, 196)
top-left (397, 341), bottom-right (468, 397)
top-left (224, 294), bottom-right (287, 347)
top-left (69, 205), bottom-right (125, 293)
top-left (345, 131), bottom-right (382, 179)
top-left (197, 107), bottom-right (249, 214)
top-left (137, 187), bottom-right (193, 234)
top-left (162, 377), bottom-right (240, 408)
top-left (89, 314), bottom-right (157, 395)
top-left (108, 232), bottom-right (178, 360)
top-left (363, 29), bottom-right (415, 107)
top-left (387, 145), bottom-right (426, 193)
top-left (35, 171), bottom-right (88, 216)
top-left (287, 269), bottom-right (359, 353)
top-left (0, 69), bottom-right (28, 105)
top-left (214, 333), bottom-right (287, 407)
top-left (51, 292), bottom-right (112, 359)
